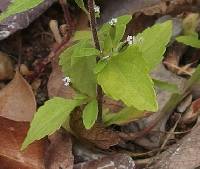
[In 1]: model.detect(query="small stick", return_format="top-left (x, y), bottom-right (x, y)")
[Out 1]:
top-left (59, 0), bottom-right (73, 36)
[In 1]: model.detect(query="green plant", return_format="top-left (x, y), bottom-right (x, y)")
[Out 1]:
top-left (176, 13), bottom-right (200, 48)
top-left (0, 0), bottom-right (172, 150)
top-left (176, 34), bottom-right (200, 48)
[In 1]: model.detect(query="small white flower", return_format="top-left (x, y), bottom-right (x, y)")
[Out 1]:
top-left (109, 18), bottom-right (118, 26)
top-left (94, 4), bottom-right (100, 13)
top-left (102, 55), bottom-right (110, 60)
top-left (62, 76), bottom-right (71, 86)
top-left (126, 35), bottom-right (143, 45)
top-left (127, 35), bottom-right (134, 45)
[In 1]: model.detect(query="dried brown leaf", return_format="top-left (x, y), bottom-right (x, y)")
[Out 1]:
top-left (70, 111), bottom-right (121, 150)
top-left (45, 130), bottom-right (74, 169)
top-left (99, 0), bottom-right (200, 24)
top-left (182, 97), bottom-right (200, 124)
top-left (0, 117), bottom-right (46, 169)
top-left (177, 94), bottom-right (192, 113)
top-left (0, 71), bottom-right (36, 121)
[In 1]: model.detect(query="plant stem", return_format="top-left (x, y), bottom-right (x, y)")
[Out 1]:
top-left (88, 0), bottom-right (103, 122)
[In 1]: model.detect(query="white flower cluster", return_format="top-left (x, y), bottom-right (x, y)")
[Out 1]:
top-left (62, 76), bottom-right (71, 86)
top-left (126, 35), bottom-right (144, 45)
top-left (102, 55), bottom-right (110, 60)
top-left (94, 4), bottom-right (100, 13)
top-left (127, 35), bottom-right (134, 45)
top-left (109, 18), bottom-right (118, 26)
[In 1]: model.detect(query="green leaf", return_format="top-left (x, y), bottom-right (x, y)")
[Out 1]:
top-left (97, 46), bottom-right (158, 111)
top-left (153, 79), bottom-right (179, 93)
top-left (73, 31), bottom-right (92, 41)
top-left (98, 24), bottom-right (113, 54)
top-left (176, 35), bottom-right (200, 48)
top-left (94, 60), bottom-right (107, 74)
top-left (82, 99), bottom-right (98, 129)
top-left (0, 0), bottom-right (43, 21)
top-left (136, 20), bottom-right (172, 70)
top-left (72, 45), bottom-right (100, 58)
top-left (103, 107), bottom-right (145, 126)
top-left (59, 46), bottom-right (73, 77)
top-left (72, 40), bottom-right (100, 58)
top-left (21, 97), bottom-right (83, 150)
top-left (59, 41), bottom-right (97, 97)
top-left (70, 56), bottom-right (96, 97)
top-left (113, 15), bottom-right (132, 47)
top-left (98, 15), bottom-right (132, 53)
top-left (74, 0), bottom-right (88, 14)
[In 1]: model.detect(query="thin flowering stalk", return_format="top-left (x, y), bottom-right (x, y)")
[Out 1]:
top-left (88, 0), bottom-right (103, 122)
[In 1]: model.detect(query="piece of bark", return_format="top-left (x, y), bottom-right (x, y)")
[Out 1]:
top-left (74, 154), bottom-right (135, 169)
top-left (0, 0), bottom-right (57, 40)
top-left (73, 141), bottom-right (106, 164)
top-left (148, 123), bottom-right (200, 169)
top-left (0, 117), bottom-right (46, 169)
top-left (45, 130), bottom-right (74, 169)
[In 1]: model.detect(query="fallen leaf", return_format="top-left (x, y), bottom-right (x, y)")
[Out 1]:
top-left (70, 110), bottom-right (121, 149)
top-left (164, 42), bottom-right (187, 73)
top-left (74, 154), bottom-right (135, 169)
top-left (164, 62), bottom-right (195, 76)
top-left (177, 94), bottom-right (192, 113)
top-left (182, 97), bottom-right (200, 124)
top-left (45, 130), bottom-right (74, 169)
top-left (0, 116), bottom-right (46, 169)
top-left (0, 51), bottom-right (14, 80)
top-left (99, 0), bottom-right (200, 24)
top-left (0, 71), bottom-right (36, 121)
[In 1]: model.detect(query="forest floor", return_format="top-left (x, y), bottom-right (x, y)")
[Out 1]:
top-left (0, 0), bottom-right (200, 169)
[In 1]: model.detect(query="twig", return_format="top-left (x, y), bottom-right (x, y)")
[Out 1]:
top-left (49, 20), bottom-right (62, 44)
top-left (88, 0), bottom-right (103, 122)
top-left (59, 0), bottom-right (74, 36)
top-left (159, 114), bottom-right (181, 154)
top-left (17, 32), bottom-right (22, 72)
